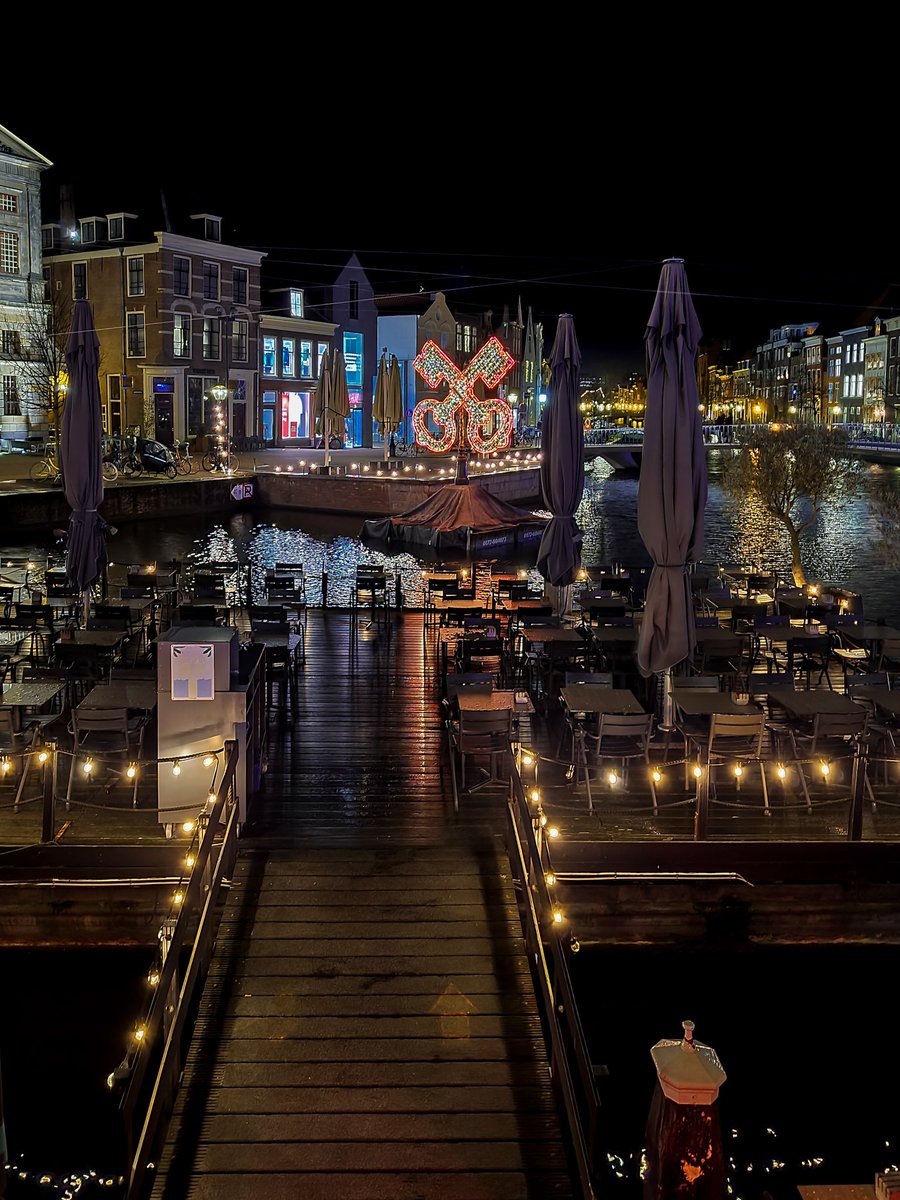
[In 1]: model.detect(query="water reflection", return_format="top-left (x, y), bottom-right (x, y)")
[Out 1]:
top-left (6, 454), bottom-right (900, 620)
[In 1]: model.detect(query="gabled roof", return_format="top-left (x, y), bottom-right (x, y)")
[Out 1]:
top-left (0, 123), bottom-right (52, 168)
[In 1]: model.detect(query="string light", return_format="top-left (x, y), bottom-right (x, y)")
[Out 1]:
top-left (173, 890), bottom-right (184, 905)
top-left (548, 826), bottom-right (560, 839)
top-left (172, 761), bottom-right (181, 776)
top-left (820, 761), bottom-right (830, 777)
top-left (126, 763), bottom-right (137, 779)
top-left (777, 764), bottom-right (787, 779)
top-left (147, 969), bottom-right (160, 987)
top-left (82, 758), bottom-right (94, 775)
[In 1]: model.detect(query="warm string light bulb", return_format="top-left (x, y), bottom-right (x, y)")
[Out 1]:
top-left (83, 758), bottom-right (94, 775)
top-left (126, 763), bottom-right (137, 779)
top-left (172, 761), bottom-right (181, 776)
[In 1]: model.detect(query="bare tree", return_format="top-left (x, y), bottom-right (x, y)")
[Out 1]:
top-left (0, 290), bottom-right (74, 441)
top-left (721, 425), bottom-right (861, 585)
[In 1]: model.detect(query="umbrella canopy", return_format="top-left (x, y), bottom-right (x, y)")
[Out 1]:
top-left (386, 352), bottom-right (403, 433)
top-left (313, 347), bottom-right (332, 447)
top-left (636, 258), bottom-right (708, 676)
top-left (61, 298), bottom-right (107, 598)
top-left (536, 313), bottom-right (585, 588)
top-left (323, 347), bottom-right (351, 466)
top-left (373, 349), bottom-right (390, 460)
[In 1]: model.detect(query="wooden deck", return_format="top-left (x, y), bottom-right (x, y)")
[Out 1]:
top-left (150, 609), bottom-right (575, 1200)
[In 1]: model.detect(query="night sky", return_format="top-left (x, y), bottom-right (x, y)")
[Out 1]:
top-left (7, 90), bottom-right (898, 382)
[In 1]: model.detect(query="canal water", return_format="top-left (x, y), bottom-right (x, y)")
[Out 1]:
top-left (2, 454), bottom-right (899, 1196)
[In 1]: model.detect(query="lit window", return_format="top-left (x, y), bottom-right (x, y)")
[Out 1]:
top-left (263, 337), bottom-right (277, 377)
top-left (290, 288), bottom-right (304, 317)
top-left (232, 319), bottom-right (248, 362)
top-left (173, 256), bottom-right (191, 297)
top-left (0, 330), bottom-right (22, 356)
top-left (282, 338), bottom-right (295, 376)
top-left (126, 312), bottom-right (145, 357)
top-left (127, 256), bottom-right (144, 297)
top-left (233, 267), bottom-right (248, 306)
top-left (299, 341), bottom-right (313, 378)
top-left (0, 231), bottom-right (19, 275)
top-left (202, 262), bottom-right (220, 301)
top-left (0, 192), bottom-right (18, 213)
top-left (1, 374), bottom-right (19, 416)
top-left (202, 317), bottom-right (221, 360)
top-left (174, 313), bottom-right (191, 358)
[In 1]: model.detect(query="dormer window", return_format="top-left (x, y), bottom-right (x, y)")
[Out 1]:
top-left (41, 225), bottom-right (60, 251)
top-left (80, 219), bottom-right (97, 244)
top-left (108, 216), bottom-right (124, 240)
top-left (190, 213), bottom-right (222, 243)
top-left (290, 288), bottom-right (304, 317)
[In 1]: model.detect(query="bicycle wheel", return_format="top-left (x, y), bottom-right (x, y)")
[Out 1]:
top-left (201, 453), bottom-right (217, 472)
top-left (165, 463), bottom-right (177, 479)
top-left (30, 459), bottom-right (53, 482)
top-left (226, 452), bottom-right (240, 472)
top-left (102, 461), bottom-right (118, 483)
top-left (121, 456), bottom-right (142, 478)
top-left (175, 455), bottom-right (191, 475)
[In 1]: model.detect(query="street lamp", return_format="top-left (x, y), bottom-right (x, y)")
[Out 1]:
top-left (208, 383), bottom-right (230, 471)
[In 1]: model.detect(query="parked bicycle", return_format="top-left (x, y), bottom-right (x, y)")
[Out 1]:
top-left (172, 440), bottom-right (194, 475)
top-left (30, 447), bottom-right (118, 484)
top-left (201, 439), bottom-right (241, 473)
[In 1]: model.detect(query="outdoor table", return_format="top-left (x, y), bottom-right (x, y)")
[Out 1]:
top-left (693, 627), bottom-right (749, 647)
top-left (0, 680), bottom-right (67, 730)
top-left (498, 597), bottom-right (552, 611)
top-left (849, 686), bottom-right (900, 720)
top-left (457, 689), bottom-right (535, 715)
top-left (77, 680), bottom-right (157, 713)
top-left (520, 627), bottom-right (583, 645)
top-left (57, 629), bottom-right (128, 651)
top-left (589, 625), bottom-right (640, 643)
top-left (765, 688), bottom-right (862, 718)
top-left (672, 690), bottom-right (762, 717)
top-left (560, 685), bottom-right (645, 715)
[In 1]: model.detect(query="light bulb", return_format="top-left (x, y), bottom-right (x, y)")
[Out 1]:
top-left (126, 764), bottom-right (137, 779)
top-left (734, 765), bottom-right (744, 778)
top-left (652, 769), bottom-right (662, 783)
top-left (777, 765), bottom-right (786, 779)
top-left (172, 762), bottom-right (181, 776)
top-left (548, 826), bottom-right (560, 839)
top-left (83, 759), bottom-right (93, 775)
top-left (545, 872), bottom-right (556, 886)
top-left (203, 755), bottom-right (215, 768)
top-left (552, 910), bottom-right (563, 924)
top-left (38, 750), bottom-right (49, 764)
top-left (182, 820), bottom-right (194, 833)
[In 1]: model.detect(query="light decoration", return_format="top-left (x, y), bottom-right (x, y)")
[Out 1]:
top-left (412, 337), bottom-right (515, 454)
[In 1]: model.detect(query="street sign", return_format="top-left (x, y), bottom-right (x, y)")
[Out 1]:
top-left (231, 483), bottom-right (254, 501)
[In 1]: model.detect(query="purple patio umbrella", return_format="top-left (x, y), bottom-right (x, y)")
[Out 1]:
top-left (536, 313), bottom-right (585, 596)
top-left (636, 258), bottom-right (708, 690)
top-left (62, 298), bottom-right (107, 617)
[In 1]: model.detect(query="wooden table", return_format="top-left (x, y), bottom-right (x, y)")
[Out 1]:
top-left (77, 680), bottom-right (157, 712)
top-left (561, 685), bottom-right (645, 715)
top-left (589, 625), bottom-right (640, 644)
top-left (498, 597), bottom-right (553, 612)
top-left (519, 627), bottom-right (583, 645)
top-left (56, 629), bottom-right (128, 651)
top-left (850, 685), bottom-right (900, 719)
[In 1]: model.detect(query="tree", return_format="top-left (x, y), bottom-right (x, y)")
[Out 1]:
top-left (720, 425), bottom-right (861, 585)
top-left (0, 290), bottom-right (74, 440)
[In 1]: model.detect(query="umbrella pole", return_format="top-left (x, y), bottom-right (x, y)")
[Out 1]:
top-left (659, 667), bottom-right (675, 732)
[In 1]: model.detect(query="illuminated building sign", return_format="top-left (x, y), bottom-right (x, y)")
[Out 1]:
top-left (412, 336), bottom-right (515, 454)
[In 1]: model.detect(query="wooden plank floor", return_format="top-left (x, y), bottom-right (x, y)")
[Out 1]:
top-left (152, 609), bottom-right (575, 1200)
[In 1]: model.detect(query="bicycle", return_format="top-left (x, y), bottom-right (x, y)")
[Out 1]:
top-left (30, 451), bottom-right (118, 484)
top-left (201, 442), bottom-right (241, 473)
top-left (172, 440), bottom-right (194, 475)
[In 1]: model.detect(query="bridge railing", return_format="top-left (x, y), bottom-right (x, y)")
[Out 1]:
top-left (585, 421), bottom-right (900, 449)
top-left (506, 760), bottom-right (602, 1200)
top-left (118, 738), bottom-right (241, 1200)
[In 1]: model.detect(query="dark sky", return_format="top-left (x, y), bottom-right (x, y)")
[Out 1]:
top-left (7, 94), bottom-right (898, 382)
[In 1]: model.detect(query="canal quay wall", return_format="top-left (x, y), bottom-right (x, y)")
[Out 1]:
top-left (0, 464), bottom-right (544, 531)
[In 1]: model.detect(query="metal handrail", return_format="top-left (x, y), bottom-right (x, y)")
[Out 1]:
top-left (120, 738), bottom-right (241, 1199)
top-left (506, 764), bottom-right (601, 1200)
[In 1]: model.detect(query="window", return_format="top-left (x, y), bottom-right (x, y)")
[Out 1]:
top-left (343, 332), bottom-right (363, 388)
top-left (127, 256), bottom-right (144, 296)
top-left (80, 219), bottom-right (96, 244)
top-left (299, 341), bottom-right (313, 378)
top-left (72, 262), bottom-right (87, 300)
top-left (233, 267), bottom-right (248, 306)
top-left (263, 336), bottom-right (277, 376)
top-left (0, 330), bottom-right (22, 357)
top-left (202, 317), bottom-right (221, 360)
top-left (174, 313), bottom-right (191, 358)
top-left (232, 319), bottom-right (248, 362)
top-left (173, 256), bottom-right (191, 296)
top-left (456, 323), bottom-right (478, 353)
top-left (0, 192), bottom-right (18, 213)
top-left (41, 226), bottom-right (57, 250)
top-left (126, 312), bottom-right (145, 357)
top-left (202, 261), bottom-right (220, 300)
top-left (108, 216), bottom-right (124, 240)
top-left (1, 375), bottom-right (19, 416)
top-left (349, 280), bottom-right (359, 320)
top-left (0, 231), bottom-right (19, 274)
top-left (282, 338), bottom-right (295, 376)
top-left (290, 288), bottom-right (304, 317)
top-left (318, 342), bottom-right (329, 373)
top-left (204, 216), bottom-right (221, 242)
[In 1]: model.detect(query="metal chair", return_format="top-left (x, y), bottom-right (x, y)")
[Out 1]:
top-left (785, 709), bottom-right (872, 813)
top-left (582, 712), bottom-right (657, 812)
top-left (689, 711), bottom-right (770, 810)
top-left (447, 706), bottom-right (513, 809)
top-left (65, 705), bottom-right (149, 808)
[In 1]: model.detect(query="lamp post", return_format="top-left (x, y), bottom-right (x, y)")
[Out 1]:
top-left (208, 383), bottom-right (230, 471)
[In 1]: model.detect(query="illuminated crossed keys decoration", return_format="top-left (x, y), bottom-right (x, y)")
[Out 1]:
top-left (412, 336), bottom-right (515, 455)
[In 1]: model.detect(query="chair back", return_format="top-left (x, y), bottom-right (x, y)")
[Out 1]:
top-left (250, 604), bottom-right (287, 624)
top-left (708, 712), bottom-right (766, 757)
top-left (673, 674), bottom-right (721, 691)
top-left (72, 706), bottom-right (130, 743)
top-left (518, 607), bottom-right (555, 625)
top-left (457, 706), bottom-right (512, 749)
top-left (565, 671), bottom-right (613, 686)
top-left (596, 712), bottom-right (653, 752)
top-left (811, 710), bottom-right (868, 747)
top-left (446, 673), bottom-right (493, 703)
top-left (177, 604), bottom-right (220, 624)
top-left (847, 672), bottom-right (889, 694)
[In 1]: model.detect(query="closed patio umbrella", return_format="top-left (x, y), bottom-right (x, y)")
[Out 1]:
top-left (536, 313), bottom-right (585, 616)
top-left (385, 352), bottom-right (403, 457)
top-left (636, 258), bottom-right (708, 734)
top-left (372, 348), bottom-right (390, 461)
top-left (324, 347), bottom-right (350, 469)
top-left (61, 298), bottom-right (108, 622)
top-left (313, 347), bottom-right (332, 449)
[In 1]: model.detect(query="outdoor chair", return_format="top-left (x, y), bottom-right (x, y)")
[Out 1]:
top-left (65, 705), bottom-right (149, 809)
top-left (784, 708), bottom-right (872, 813)
top-left (556, 671), bottom-right (613, 762)
top-left (685, 711), bottom-right (770, 810)
top-left (784, 633), bottom-right (835, 690)
top-left (580, 711), bottom-right (657, 812)
top-left (447, 706), bottom-right (513, 810)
